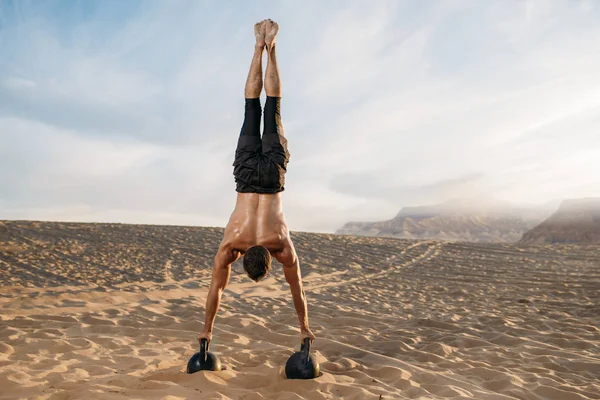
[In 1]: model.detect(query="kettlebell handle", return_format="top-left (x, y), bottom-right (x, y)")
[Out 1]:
top-left (200, 338), bottom-right (208, 362)
top-left (302, 337), bottom-right (311, 363)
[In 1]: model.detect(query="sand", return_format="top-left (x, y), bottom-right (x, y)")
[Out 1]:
top-left (1, 221), bottom-right (599, 399)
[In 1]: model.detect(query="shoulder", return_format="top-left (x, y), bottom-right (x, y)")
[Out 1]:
top-left (215, 243), bottom-right (241, 266)
top-left (273, 238), bottom-right (297, 267)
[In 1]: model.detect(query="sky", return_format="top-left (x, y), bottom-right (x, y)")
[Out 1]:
top-left (1, 0), bottom-right (599, 233)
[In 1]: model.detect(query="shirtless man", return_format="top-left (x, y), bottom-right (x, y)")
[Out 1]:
top-left (198, 19), bottom-right (315, 347)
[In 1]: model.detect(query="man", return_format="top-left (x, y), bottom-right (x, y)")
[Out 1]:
top-left (198, 20), bottom-right (315, 347)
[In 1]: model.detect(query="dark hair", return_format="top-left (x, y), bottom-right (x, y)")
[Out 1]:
top-left (243, 246), bottom-right (272, 282)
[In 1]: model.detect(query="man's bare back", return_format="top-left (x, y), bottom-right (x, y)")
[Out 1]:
top-left (198, 20), bottom-right (314, 347)
top-left (223, 193), bottom-right (289, 255)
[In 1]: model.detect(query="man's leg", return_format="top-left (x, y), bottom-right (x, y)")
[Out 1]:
top-left (264, 19), bottom-right (281, 99)
top-left (245, 21), bottom-right (266, 99)
top-left (240, 21), bottom-right (266, 137)
top-left (263, 19), bottom-right (283, 137)
top-left (261, 20), bottom-right (289, 192)
top-left (234, 21), bottom-right (268, 192)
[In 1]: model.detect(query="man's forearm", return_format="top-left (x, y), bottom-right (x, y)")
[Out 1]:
top-left (203, 287), bottom-right (223, 333)
top-left (290, 282), bottom-right (310, 332)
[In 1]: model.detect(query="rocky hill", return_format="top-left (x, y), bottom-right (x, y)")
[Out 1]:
top-left (520, 198), bottom-right (600, 244)
top-left (336, 199), bottom-right (552, 243)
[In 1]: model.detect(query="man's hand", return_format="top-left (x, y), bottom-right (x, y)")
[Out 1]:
top-left (301, 328), bottom-right (316, 343)
top-left (198, 330), bottom-right (212, 347)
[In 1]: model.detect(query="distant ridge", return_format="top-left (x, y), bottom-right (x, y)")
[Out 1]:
top-left (520, 198), bottom-right (600, 244)
top-left (336, 199), bottom-right (553, 243)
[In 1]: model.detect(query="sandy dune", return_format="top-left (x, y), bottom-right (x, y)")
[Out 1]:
top-left (1, 221), bottom-right (599, 399)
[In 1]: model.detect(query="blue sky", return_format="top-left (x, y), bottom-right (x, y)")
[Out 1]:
top-left (1, 0), bottom-right (599, 232)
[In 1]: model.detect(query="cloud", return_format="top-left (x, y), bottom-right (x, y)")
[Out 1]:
top-left (1, 0), bottom-right (600, 232)
top-left (0, 116), bottom-right (236, 218)
top-left (330, 172), bottom-right (486, 203)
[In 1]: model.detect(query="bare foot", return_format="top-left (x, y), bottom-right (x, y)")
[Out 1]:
top-left (265, 19), bottom-right (279, 47)
top-left (254, 20), bottom-right (266, 48)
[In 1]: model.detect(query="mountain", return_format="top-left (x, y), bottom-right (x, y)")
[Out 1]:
top-left (336, 199), bottom-right (553, 243)
top-left (520, 198), bottom-right (600, 244)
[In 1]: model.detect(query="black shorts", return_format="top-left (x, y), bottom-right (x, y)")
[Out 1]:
top-left (233, 96), bottom-right (290, 193)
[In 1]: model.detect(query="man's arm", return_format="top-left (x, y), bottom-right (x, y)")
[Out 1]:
top-left (276, 243), bottom-right (315, 342)
top-left (198, 246), bottom-right (238, 344)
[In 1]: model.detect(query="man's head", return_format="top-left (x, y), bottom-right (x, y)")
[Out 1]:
top-left (243, 245), bottom-right (272, 282)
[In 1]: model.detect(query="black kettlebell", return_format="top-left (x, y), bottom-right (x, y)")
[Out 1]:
top-left (187, 338), bottom-right (222, 373)
top-left (285, 338), bottom-right (320, 379)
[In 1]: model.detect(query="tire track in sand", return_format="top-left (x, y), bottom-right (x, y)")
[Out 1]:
top-left (306, 241), bottom-right (444, 292)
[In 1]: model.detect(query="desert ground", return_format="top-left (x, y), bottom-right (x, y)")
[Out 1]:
top-left (0, 221), bottom-right (599, 399)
